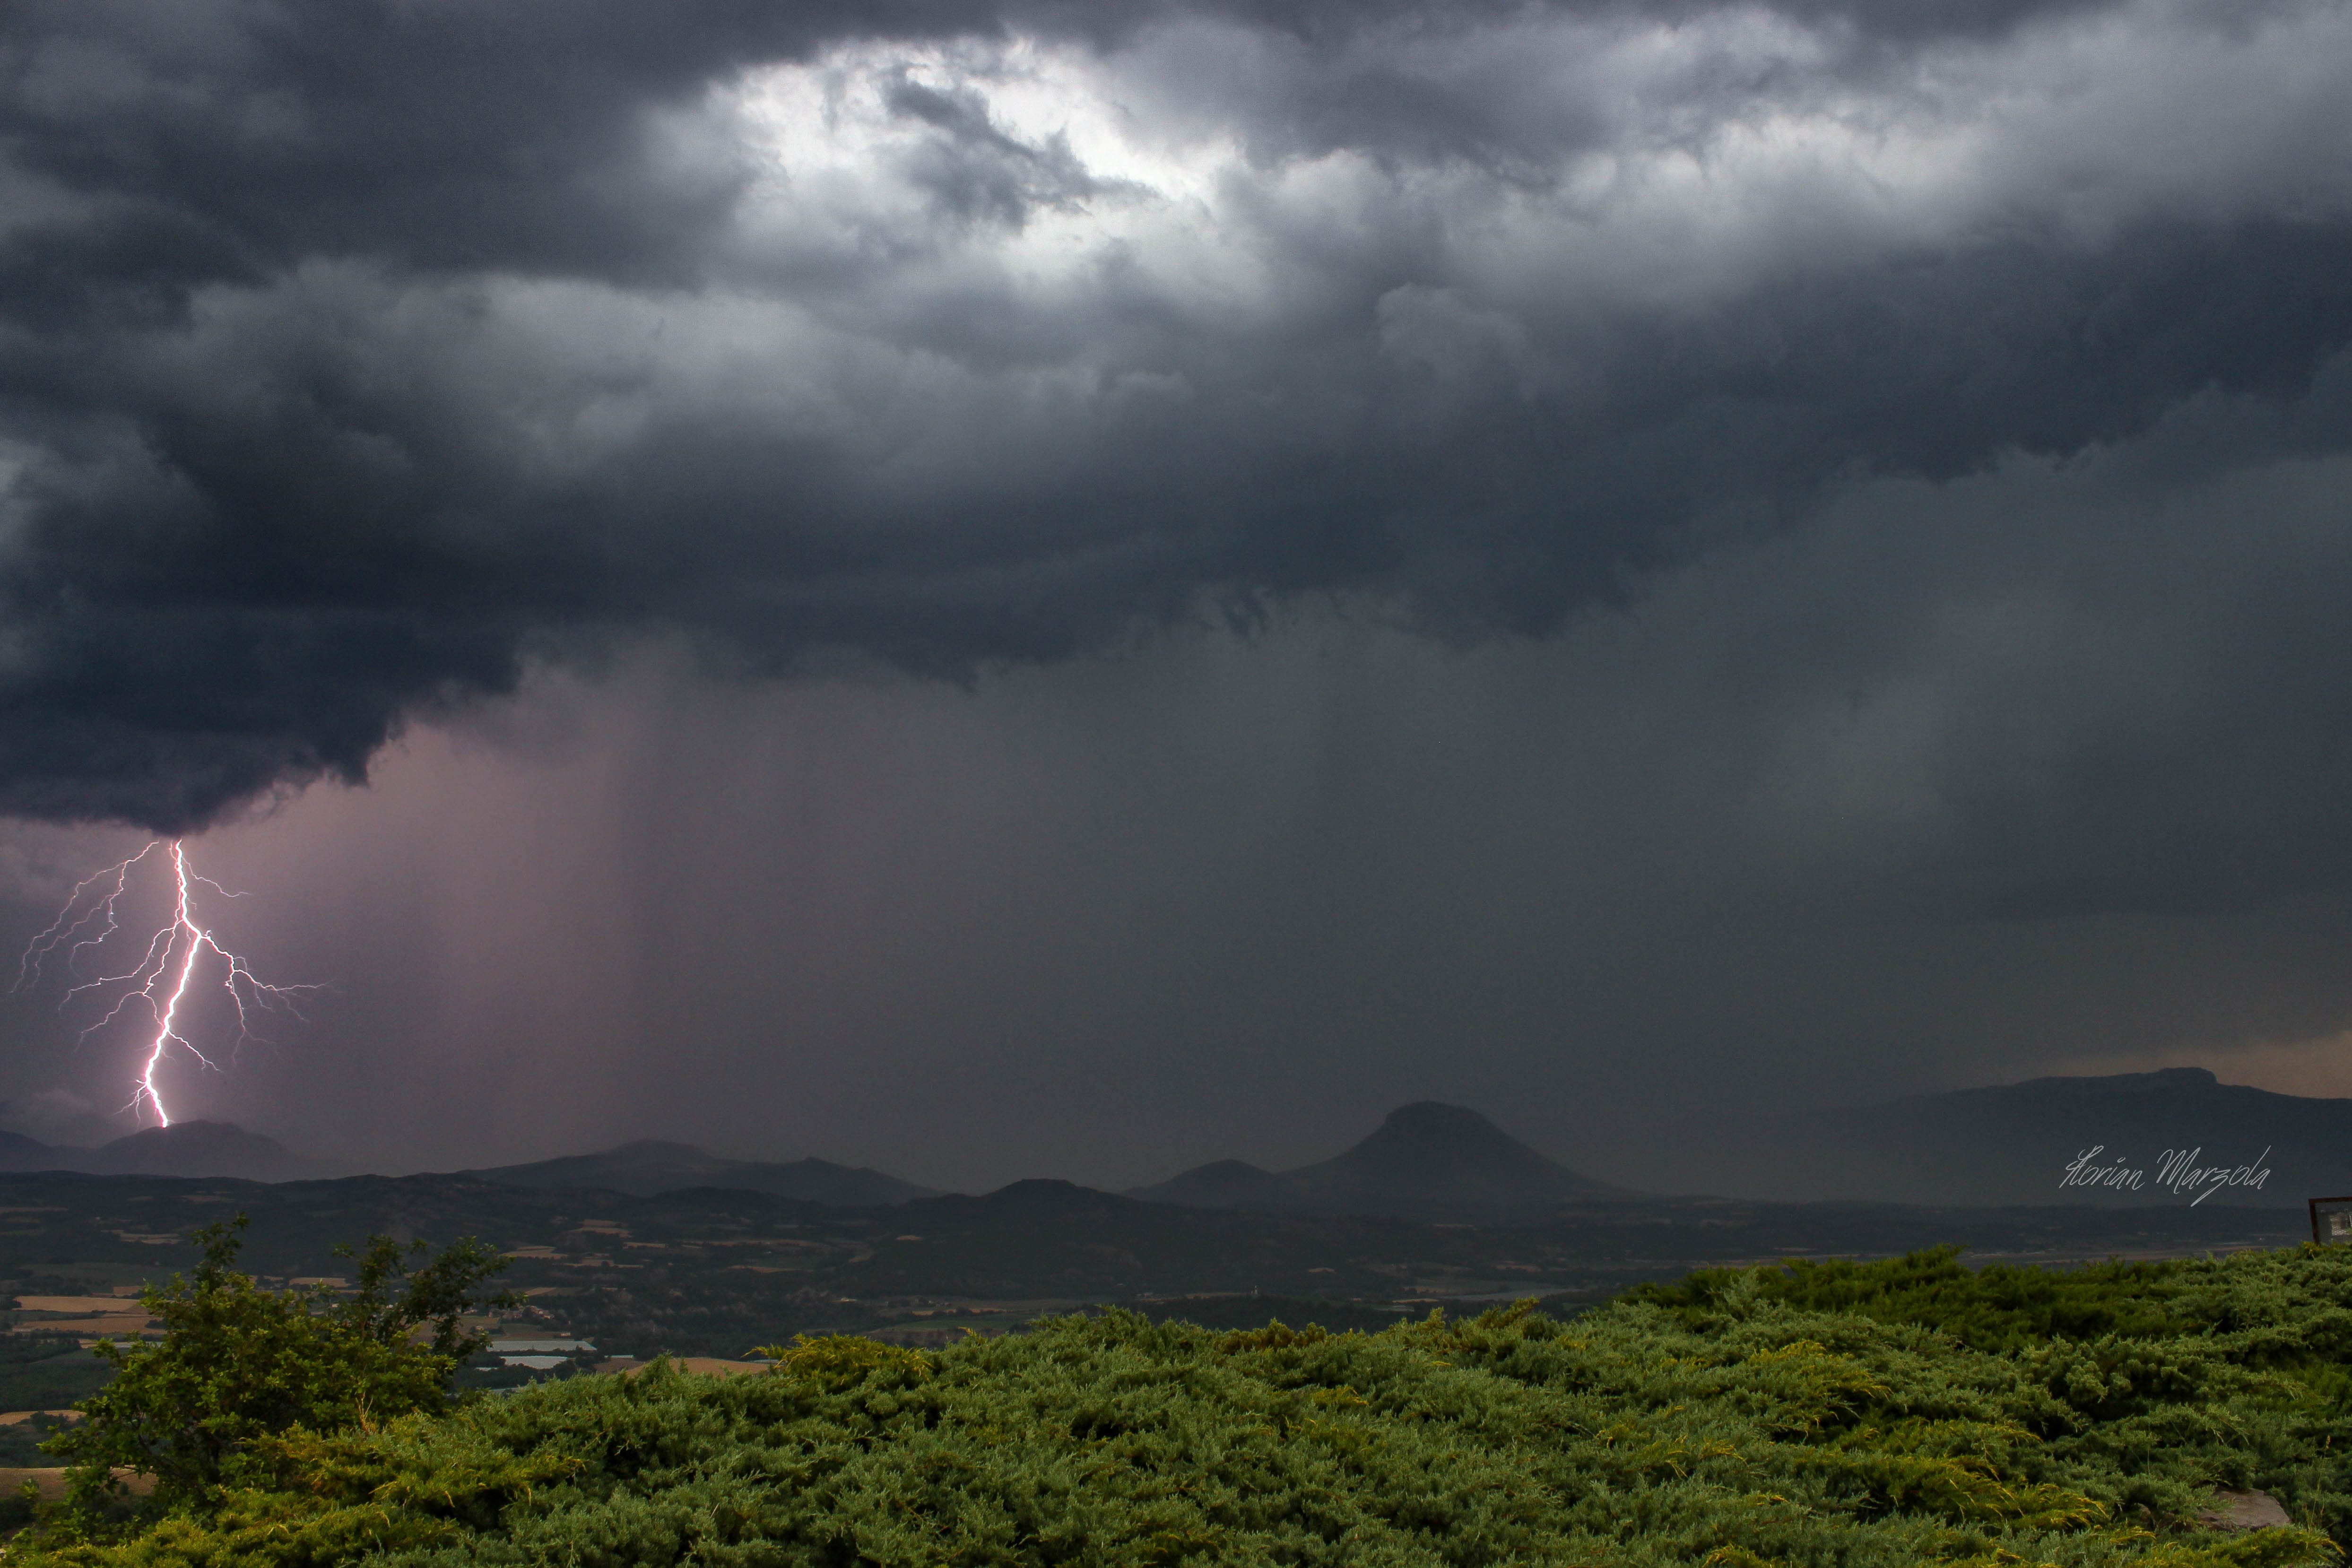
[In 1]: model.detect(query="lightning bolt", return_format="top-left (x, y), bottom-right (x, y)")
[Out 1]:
top-left (14, 840), bottom-right (323, 1127)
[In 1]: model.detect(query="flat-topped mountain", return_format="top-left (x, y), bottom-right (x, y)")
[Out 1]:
top-left (468, 1139), bottom-right (937, 1204)
top-left (1637, 1067), bottom-right (2329, 1206)
top-left (0, 1120), bottom-right (328, 1182)
top-left (1129, 1102), bottom-right (1623, 1221)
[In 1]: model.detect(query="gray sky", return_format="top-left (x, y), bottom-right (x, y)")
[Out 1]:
top-left (4, 0), bottom-right (2352, 1188)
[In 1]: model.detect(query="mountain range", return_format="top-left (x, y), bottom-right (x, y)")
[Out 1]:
top-left (463, 1140), bottom-right (936, 1205)
top-left (0, 1067), bottom-right (2331, 1213)
top-left (0, 1120), bottom-right (328, 1182)
top-left (0, 1124), bottom-right (937, 1204)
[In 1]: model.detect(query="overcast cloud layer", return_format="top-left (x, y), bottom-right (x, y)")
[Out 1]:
top-left (4, 0), bottom-right (2352, 1176)
top-left (6, 0), bottom-right (2348, 832)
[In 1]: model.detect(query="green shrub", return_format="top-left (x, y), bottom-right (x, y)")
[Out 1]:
top-left (19, 1244), bottom-right (2352, 1566)
top-left (38, 1215), bottom-right (513, 1528)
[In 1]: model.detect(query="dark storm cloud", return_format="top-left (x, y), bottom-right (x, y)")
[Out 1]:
top-left (2, 0), bottom-right (2350, 929)
top-left (0, 0), bottom-right (2081, 321)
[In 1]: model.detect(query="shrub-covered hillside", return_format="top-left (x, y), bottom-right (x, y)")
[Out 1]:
top-left (22, 1244), bottom-right (2352, 1566)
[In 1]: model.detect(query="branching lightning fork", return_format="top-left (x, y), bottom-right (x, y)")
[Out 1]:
top-left (15, 840), bottom-right (323, 1126)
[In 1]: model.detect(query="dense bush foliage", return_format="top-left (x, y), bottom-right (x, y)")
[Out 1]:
top-left (40, 1218), bottom-right (512, 1524)
top-left (17, 1244), bottom-right (2352, 1566)
top-left (1631, 1245), bottom-right (2239, 1352)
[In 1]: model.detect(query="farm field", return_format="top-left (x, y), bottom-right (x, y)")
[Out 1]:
top-left (1, 1169), bottom-right (2305, 1369)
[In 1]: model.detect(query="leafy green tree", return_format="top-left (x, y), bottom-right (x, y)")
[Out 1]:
top-left (45, 1214), bottom-right (514, 1522)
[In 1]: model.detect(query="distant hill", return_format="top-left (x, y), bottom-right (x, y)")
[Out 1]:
top-left (1640, 1068), bottom-right (2332, 1206)
top-left (0, 1120), bottom-right (328, 1181)
top-left (469, 1139), bottom-right (937, 1204)
top-left (1129, 1102), bottom-right (1624, 1221)
top-left (0, 1129), bottom-right (58, 1170)
top-left (1135, 1159), bottom-right (1294, 1212)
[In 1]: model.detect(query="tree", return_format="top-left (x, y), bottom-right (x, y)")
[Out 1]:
top-left (46, 1215), bottom-right (515, 1522)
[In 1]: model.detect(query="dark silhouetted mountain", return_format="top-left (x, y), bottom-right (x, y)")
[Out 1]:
top-left (926, 1178), bottom-right (1123, 1220)
top-left (0, 1129), bottom-right (65, 1172)
top-left (1635, 1068), bottom-right (2326, 1206)
top-left (851, 1178), bottom-right (1427, 1297)
top-left (0, 1120), bottom-right (327, 1180)
top-left (1129, 1103), bottom-right (1624, 1221)
top-left (80, 1121), bottom-right (329, 1181)
top-left (1133, 1159), bottom-right (1294, 1212)
top-left (469, 1140), bottom-right (936, 1204)
top-left (1284, 1102), bottom-right (1626, 1216)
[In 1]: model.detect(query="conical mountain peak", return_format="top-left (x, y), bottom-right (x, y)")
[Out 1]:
top-left (1344, 1102), bottom-right (1545, 1165)
top-left (1130, 1102), bottom-right (1625, 1220)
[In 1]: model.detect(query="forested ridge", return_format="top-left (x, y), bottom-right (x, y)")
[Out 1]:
top-left (17, 1243), bottom-right (2352, 1565)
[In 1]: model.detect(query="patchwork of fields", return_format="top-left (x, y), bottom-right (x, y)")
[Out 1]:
top-left (0, 1168), bottom-right (2305, 1377)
